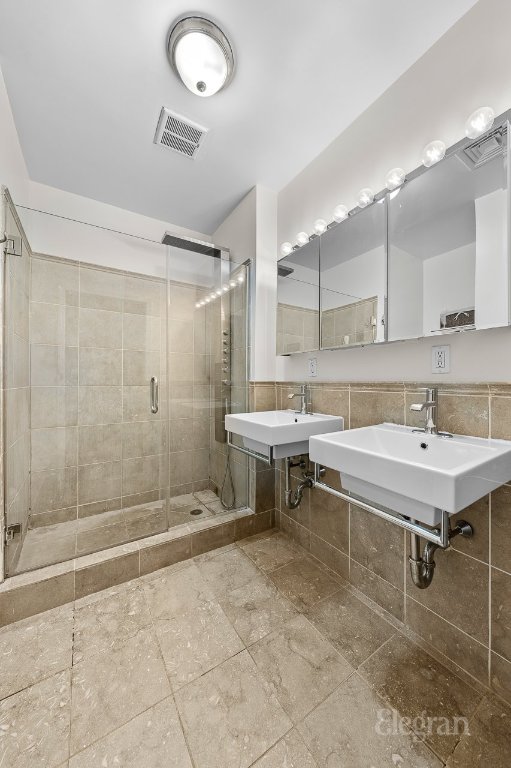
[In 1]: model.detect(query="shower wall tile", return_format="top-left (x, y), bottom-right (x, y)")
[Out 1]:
top-left (122, 456), bottom-right (160, 497)
top-left (79, 308), bottom-right (122, 348)
top-left (122, 421), bottom-right (166, 459)
top-left (168, 419), bottom-right (195, 452)
top-left (31, 344), bottom-right (78, 386)
top-left (78, 461), bottom-right (122, 505)
top-left (168, 318), bottom-right (193, 353)
top-left (31, 257), bottom-right (79, 306)
top-left (30, 302), bottom-right (78, 346)
top-left (122, 349), bottom-right (160, 385)
top-left (31, 427), bottom-right (78, 472)
top-left (122, 385), bottom-right (159, 422)
top-left (79, 386), bottom-right (123, 425)
top-left (79, 348), bottom-right (122, 386)
top-left (168, 353), bottom-right (194, 384)
top-left (31, 386), bottom-right (78, 428)
top-left (31, 467), bottom-right (78, 514)
top-left (78, 424), bottom-right (123, 465)
top-left (123, 275), bottom-right (164, 316)
top-left (79, 267), bottom-right (123, 312)
top-left (123, 313), bottom-right (161, 351)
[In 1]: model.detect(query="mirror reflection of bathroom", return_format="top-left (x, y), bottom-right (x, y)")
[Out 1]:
top-left (276, 238), bottom-right (319, 354)
top-left (388, 124), bottom-right (509, 340)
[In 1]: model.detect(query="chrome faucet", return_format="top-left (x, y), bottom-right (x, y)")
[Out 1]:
top-left (288, 384), bottom-right (311, 415)
top-left (410, 387), bottom-right (452, 437)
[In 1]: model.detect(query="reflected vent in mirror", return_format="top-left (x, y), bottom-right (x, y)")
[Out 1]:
top-left (461, 125), bottom-right (506, 169)
top-left (154, 107), bottom-right (208, 158)
top-left (277, 265), bottom-right (294, 277)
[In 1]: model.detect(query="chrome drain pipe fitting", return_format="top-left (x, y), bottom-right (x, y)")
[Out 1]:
top-left (409, 519), bottom-right (473, 589)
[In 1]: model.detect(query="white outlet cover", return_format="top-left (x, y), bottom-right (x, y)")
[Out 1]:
top-left (308, 358), bottom-right (318, 377)
top-left (432, 345), bottom-right (450, 374)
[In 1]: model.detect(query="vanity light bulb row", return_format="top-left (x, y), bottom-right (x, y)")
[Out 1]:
top-left (279, 105), bottom-right (495, 257)
top-left (195, 274), bottom-right (244, 308)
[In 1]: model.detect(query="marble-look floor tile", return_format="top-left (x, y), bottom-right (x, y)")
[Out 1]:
top-left (445, 695), bottom-right (511, 767)
top-left (175, 650), bottom-right (292, 768)
top-left (358, 634), bottom-right (482, 761)
top-left (196, 547), bottom-right (262, 596)
top-left (306, 587), bottom-right (395, 667)
top-left (269, 557), bottom-right (342, 610)
top-left (69, 697), bottom-right (192, 767)
top-left (194, 489), bottom-right (219, 504)
top-left (70, 627), bottom-right (171, 753)
top-left (143, 562), bottom-right (215, 620)
top-left (297, 673), bottom-right (442, 768)
top-left (252, 730), bottom-right (318, 767)
top-left (249, 615), bottom-right (353, 722)
top-left (73, 584), bottom-right (151, 662)
top-left (219, 577), bottom-right (298, 645)
top-left (240, 532), bottom-right (301, 572)
top-left (155, 599), bottom-right (244, 690)
top-left (0, 670), bottom-right (71, 768)
top-left (0, 605), bottom-right (73, 700)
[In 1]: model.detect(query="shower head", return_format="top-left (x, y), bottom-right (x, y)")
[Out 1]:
top-left (161, 232), bottom-right (222, 258)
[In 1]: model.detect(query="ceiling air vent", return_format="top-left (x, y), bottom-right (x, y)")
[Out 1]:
top-left (154, 107), bottom-right (208, 159)
top-left (461, 124), bottom-right (507, 169)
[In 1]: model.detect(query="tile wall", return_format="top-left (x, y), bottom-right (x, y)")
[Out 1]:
top-left (276, 303), bottom-right (319, 355)
top-left (251, 380), bottom-right (511, 705)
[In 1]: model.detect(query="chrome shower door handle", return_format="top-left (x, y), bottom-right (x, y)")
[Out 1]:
top-left (150, 376), bottom-right (158, 414)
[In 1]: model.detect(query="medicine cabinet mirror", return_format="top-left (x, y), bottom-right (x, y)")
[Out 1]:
top-left (276, 238), bottom-right (319, 355)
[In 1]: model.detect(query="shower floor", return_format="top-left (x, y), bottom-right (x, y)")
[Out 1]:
top-left (14, 490), bottom-right (229, 574)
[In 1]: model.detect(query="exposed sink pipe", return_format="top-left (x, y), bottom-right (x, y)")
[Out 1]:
top-left (284, 456), bottom-right (314, 509)
top-left (408, 518), bottom-right (473, 588)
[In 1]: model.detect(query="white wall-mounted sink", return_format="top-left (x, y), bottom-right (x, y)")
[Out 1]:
top-left (309, 422), bottom-right (511, 526)
top-left (225, 410), bottom-right (343, 459)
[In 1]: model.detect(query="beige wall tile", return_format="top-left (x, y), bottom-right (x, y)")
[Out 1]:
top-left (78, 461), bottom-right (122, 505)
top-left (31, 345), bottom-right (78, 386)
top-left (491, 484), bottom-right (511, 573)
top-left (123, 313), bottom-right (161, 351)
top-left (122, 455), bottom-right (160, 497)
top-left (491, 567), bottom-right (511, 663)
top-left (31, 386), bottom-right (78, 428)
top-left (123, 275), bottom-right (163, 316)
top-left (122, 385), bottom-right (160, 422)
top-left (79, 386), bottom-right (122, 425)
top-left (437, 393), bottom-right (489, 438)
top-left (31, 467), bottom-right (77, 514)
top-left (31, 427), bottom-right (77, 471)
top-left (31, 257), bottom-right (79, 306)
top-left (350, 389), bottom-right (404, 429)
top-left (309, 488), bottom-right (349, 554)
top-left (168, 319), bottom-right (193, 353)
top-left (122, 421), bottom-right (166, 459)
top-left (123, 349), bottom-right (159, 385)
top-left (79, 348), bottom-right (122, 386)
top-left (169, 284), bottom-right (195, 321)
top-left (350, 505), bottom-right (404, 590)
top-left (31, 302), bottom-right (78, 346)
top-left (75, 550), bottom-right (139, 600)
top-left (79, 308), bottom-right (122, 348)
top-left (168, 353), bottom-right (193, 384)
top-left (349, 560), bottom-right (404, 622)
top-left (491, 396), bottom-right (511, 439)
top-left (78, 424), bottom-right (123, 465)
top-left (490, 651), bottom-right (511, 704)
top-left (80, 267), bottom-right (123, 312)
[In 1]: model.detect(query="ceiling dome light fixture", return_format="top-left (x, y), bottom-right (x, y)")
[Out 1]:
top-left (465, 106), bottom-right (494, 139)
top-left (168, 16), bottom-right (235, 98)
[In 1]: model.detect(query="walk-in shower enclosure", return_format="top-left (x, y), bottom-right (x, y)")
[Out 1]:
top-left (1, 191), bottom-right (250, 578)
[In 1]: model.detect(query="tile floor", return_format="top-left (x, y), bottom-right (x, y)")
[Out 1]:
top-left (1, 530), bottom-right (509, 767)
top-left (15, 490), bottom-right (228, 574)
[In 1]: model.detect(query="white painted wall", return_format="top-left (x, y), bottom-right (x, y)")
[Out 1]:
top-left (0, 65), bottom-right (30, 211)
top-left (475, 189), bottom-right (509, 330)
top-left (276, 0), bottom-right (511, 382)
top-left (422, 244), bottom-right (475, 335)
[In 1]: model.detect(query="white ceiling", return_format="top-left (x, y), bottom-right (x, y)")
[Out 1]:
top-left (0, 0), bottom-right (478, 234)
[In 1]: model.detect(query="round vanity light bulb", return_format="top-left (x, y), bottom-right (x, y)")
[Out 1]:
top-left (385, 168), bottom-right (406, 191)
top-left (237, 274), bottom-right (244, 283)
top-left (215, 289), bottom-right (222, 296)
top-left (296, 231), bottom-right (309, 246)
top-left (222, 286), bottom-right (229, 293)
top-left (422, 140), bottom-right (446, 168)
top-left (209, 293), bottom-right (216, 300)
top-left (229, 280), bottom-right (236, 288)
top-left (333, 204), bottom-right (348, 222)
top-left (280, 242), bottom-right (293, 257)
top-left (465, 106), bottom-right (494, 139)
top-left (313, 218), bottom-right (327, 235)
top-left (205, 297), bottom-right (211, 303)
top-left (357, 188), bottom-right (374, 208)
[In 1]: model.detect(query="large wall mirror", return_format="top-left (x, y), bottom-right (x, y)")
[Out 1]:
top-left (276, 238), bottom-right (319, 354)
top-left (320, 200), bottom-right (386, 349)
top-left (388, 122), bottom-right (509, 340)
top-left (276, 113), bottom-right (510, 356)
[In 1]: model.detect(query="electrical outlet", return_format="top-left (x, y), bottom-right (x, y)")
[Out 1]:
top-left (308, 357), bottom-right (317, 377)
top-left (432, 345), bottom-right (450, 374)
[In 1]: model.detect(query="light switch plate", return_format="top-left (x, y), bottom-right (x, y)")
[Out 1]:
top-left (308, 357), bottom-right (317, 377)
top-left (432, 345), bottom-right (450, 373)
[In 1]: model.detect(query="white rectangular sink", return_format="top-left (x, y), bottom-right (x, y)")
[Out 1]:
top-left (309, 422), bottom-right (511, 526)
top-left (225, 410), bottom-right (344, 459)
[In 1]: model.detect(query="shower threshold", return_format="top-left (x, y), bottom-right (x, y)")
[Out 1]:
top-left (14, 490), bottom-right (235, 575)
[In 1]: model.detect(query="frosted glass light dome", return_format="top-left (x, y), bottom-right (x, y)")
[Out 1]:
top-left (169, 17), bottom-right (235, 98)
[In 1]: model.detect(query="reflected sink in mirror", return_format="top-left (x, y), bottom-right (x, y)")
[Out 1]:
top-left (309, 422), bottom-right (511, 526)
top-left (225, 410), bottom-right (343, 459)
